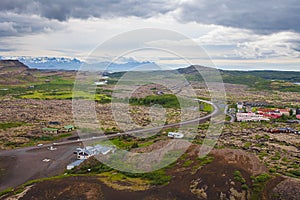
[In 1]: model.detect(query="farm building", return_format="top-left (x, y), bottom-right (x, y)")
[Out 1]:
top-left (67, 159), bottom-right (85, 170)
top-left (94, 81), bottom-right (107, 85)
top-left (77, 149), bottom-right (92, 160)
top-left (168, 132), bottom-right (184, 139)
top-left (278, 109), bottom-right (291, 116)
top-left (42, 127), bottom-right (59, 134)
top-left (76, 145), bottom-right (114, 160)
top-left (63, 125), bottom-right (75, 132)
top-left (49, 121), bottom-right (61, 125)
top-left (257, 108), bottom-right (291, 118)
top-left (236, 113), bottom-right (269, 122)
top-left (269, 127), bottom-right (299, 134)
top-left (93, 145), bottom-right (114, 155)
top-left (237, 102), bottom-right (244, 109)
top-left (296, 109), bottom-right (300, 119)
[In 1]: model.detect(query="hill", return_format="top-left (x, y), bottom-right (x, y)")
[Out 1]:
top-left (175, 65), bottom-right (300, 92)
top-left (1, 59), bottom-right (300, 93)
top-left (0, 60), bottom-right (37, 85)
top-left (177, 65), bottom-right (300, 82)
top-left (107, 65), bottom-right (300, 92)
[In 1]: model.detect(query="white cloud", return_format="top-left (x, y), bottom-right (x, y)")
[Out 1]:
top-left (185, 26), bottom-right (300, 60)
top-left (0, 6), bottom-right (300, 70)
top-left (236, 32), bottom-right (300, 59)
top-left (195, 26), bottom-right (259, 45)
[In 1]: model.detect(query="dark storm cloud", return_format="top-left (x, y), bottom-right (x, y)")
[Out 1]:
top-left (0, 0), bottom-right (300, 37)
top-left (178, 0), bottom-right (300, 33)
top-left (0, 12), bottom-right (62, 37)
top-left (0, 0), bottom-right (176, 21)
top-left (0, 0), bottom-right (177, 37)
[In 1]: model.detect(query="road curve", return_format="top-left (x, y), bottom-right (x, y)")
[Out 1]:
top-left (52, 99), bottom-right (221, 146)
top-left (0, 99), bottom-right (222, 191)
top-left (0, 100), bottom-right (221, 154)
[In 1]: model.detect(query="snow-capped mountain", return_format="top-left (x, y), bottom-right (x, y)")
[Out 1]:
top-left (0, 56), bottom-right (82, 70)
top-left (0, 56), bottom-right (158, 72)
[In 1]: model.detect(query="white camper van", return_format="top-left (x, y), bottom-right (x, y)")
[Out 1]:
top-left (168, 132), bottom-right (184, 139)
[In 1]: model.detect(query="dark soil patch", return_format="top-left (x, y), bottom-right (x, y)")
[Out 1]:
top-left (19, 176), bottom-right (104, 200)
top-left (0, 156), bottom-right (17, 186)
top-left (264, 176), bottom-right (285, 199)
top-left (270, 177), bottom-right (300, 200)
top-left (3, 148), bottom-right (279, 200)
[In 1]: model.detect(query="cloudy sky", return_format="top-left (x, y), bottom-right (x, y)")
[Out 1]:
top-left (1, 0), bottom-right (300, 70)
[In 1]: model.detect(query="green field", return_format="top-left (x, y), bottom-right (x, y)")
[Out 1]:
top-left (0, 74), bottom-right (113, 102)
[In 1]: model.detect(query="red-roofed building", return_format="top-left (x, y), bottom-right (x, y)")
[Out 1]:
top-left (263, 113), bottom-right (281, 119)
top-left (296, 109), bottom-right (300, 119)
top-left (256, 107), bottom-right (291, 118)
top-left (278, 109), bottom-right (290, 116)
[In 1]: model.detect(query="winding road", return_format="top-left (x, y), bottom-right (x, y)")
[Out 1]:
top-left (0, 99), bottom-right (222, 191)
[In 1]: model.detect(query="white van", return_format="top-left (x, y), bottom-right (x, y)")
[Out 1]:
top-left (168, 132), bottom-right (184, 139)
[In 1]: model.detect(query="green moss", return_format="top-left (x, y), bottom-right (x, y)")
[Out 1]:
top-left (269, 168), bottom-right (276, 173)
top-left (281, 157), bottom-right (291, 163)
top-left (182, 160), bottom-right (193, 167)
top-left (0, 122), bottom-right (25, 130)
top-left (198, 155), bottom-right (214, 166)
top-left (121, 169), bottom-right (171, 186)
top-left (138, 141), bottom-right (154, 148)
top-left (242, 184), bottom-right (249, 190)
top-left (258, 151), bottom-right (268, 160)
top-left (271, 155), bottom-right (281, 161)
top-left (250, 173), bottom-right (271, 200)
top-left (286, 170), bottom-right (300, 177)
top-left (243, 142), bottom-right (252, 149)
top-left (0, 187), bottom-right (14, 197)
top-left (233, 170), bottom-right (246, 184)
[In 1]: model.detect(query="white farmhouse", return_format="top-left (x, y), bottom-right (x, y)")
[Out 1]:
top-left (236, 113), bottom-right (269, 122)
top-left (237, 102), bottom-right (244, 109)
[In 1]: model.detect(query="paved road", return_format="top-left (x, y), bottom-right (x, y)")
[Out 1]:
top-left (0, 99), bottom-right (221, 191)
top-left (55, 99), bottom-right (220, 146)
top-left (225, 105), bottom-right (236, 123)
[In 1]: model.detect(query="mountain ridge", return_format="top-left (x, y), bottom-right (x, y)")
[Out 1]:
top-left (0, 60), bottom-right (37, 85)
top-left (0, 56), bottom-right (156, 71)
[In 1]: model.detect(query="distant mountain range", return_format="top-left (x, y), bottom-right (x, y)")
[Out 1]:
top-left (0, 56), bottom-right (156, 72)
top-left (0, 56), bottom-right (81, 70)
top-left (1, 59), bottom-right (300, 92)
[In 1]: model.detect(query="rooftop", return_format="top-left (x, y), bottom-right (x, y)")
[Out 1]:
top-left (64, 125), bottom-right (74, 129)
top-left (42, 127), bottom-right (59, 131)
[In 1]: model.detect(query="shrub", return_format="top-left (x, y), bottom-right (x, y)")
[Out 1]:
top-left (242, 184), bottom-right (249, 190)
top-left (198, 156), bottom-right (214, 166)
top-left (122, 169), bottom-right (171, 185)
top-left (233, 170), bottom-right (246, 184)
top-left (243, 142), bottom-right (252, 149)
top-left (251, 173), bottom-right (271, 200)
top-left (182, 160), bottom-right (193, 167)
top-left (288, 170), bottom-right (300, 177)
top-left (253, 173), bottom-right (270, 182)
